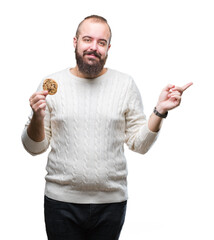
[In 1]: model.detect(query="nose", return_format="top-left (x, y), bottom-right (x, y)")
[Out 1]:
top-left (89, 40), bottom-right (98, 51)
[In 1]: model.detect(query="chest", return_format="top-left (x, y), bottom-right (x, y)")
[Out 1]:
top-left (48, 79), bottom-right (128, 130)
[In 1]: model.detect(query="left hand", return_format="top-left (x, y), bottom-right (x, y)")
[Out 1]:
top-left (156, 82), bottom-right (193, 114)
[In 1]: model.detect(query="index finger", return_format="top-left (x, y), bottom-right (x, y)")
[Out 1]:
top-left (182, 82), bottom-right (193, 91)
top-left (31, 90), bottom-right (49, 98)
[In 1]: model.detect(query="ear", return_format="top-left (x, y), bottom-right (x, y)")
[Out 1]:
top-left (107, 43), bottom-right (111, 51)
top-left (73, 37), bottom-right (77, 48)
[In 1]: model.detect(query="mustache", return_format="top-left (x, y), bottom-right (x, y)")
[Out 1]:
top-left (83, 51), bottom-right (101, 59)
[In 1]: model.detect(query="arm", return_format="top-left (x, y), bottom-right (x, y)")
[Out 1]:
top-left (27, 90), bottom-right (48, 142)
top-left (125, 79), bottom-right (159, 154)
top-left (124, 80), bottom-right (193, 154)
top-left (21, 90), bottom-right (51, 155)
top-left (148, 112), bottom-right (164, 133)
top-left (148, 83), bottom-right (193, 132)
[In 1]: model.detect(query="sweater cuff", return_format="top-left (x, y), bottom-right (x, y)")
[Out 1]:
top-left (133, 121), bottom-right (159, 154)
top-left (21, 127), bottom-right (49, 155)
top-left (145, 120), bottom-right (160, 136)
top-left (139, 121), bottom-right (159, 143)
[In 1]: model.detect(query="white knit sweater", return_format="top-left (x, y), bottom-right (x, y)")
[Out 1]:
top-left (22, 67), bottom-right (159, 204)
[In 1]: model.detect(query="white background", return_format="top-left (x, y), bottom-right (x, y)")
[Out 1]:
top-left (0, 0), bottom-right (213, 239)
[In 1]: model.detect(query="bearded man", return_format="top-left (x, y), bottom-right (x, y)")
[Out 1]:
top-left (22, 15), bottom-right (192, 240)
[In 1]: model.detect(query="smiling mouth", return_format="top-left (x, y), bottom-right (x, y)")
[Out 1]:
top-left (87, 54), bottom-right (97, 57)
top-left (85, 55), bottom-right (100, 62)
top-left (83, 51), bottom-right (101, 59)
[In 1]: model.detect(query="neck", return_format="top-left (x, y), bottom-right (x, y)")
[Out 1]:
top-left (70, 66), bottom-right (107, 79)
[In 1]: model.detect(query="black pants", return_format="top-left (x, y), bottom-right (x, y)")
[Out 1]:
top-left (44, 195), bottom-right (127, 240)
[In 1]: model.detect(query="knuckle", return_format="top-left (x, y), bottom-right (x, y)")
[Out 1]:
top-left (34, 95), bottom-right (44, 103)
top-left (34, 95), bottom-right (39, 102)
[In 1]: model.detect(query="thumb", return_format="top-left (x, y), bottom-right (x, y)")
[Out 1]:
top-left (43, 90), bottom-right (49, 97)
top-left (163, 84), bottom-right (175, 92)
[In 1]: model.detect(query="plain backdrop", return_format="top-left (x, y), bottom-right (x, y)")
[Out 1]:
top-left (0, 0), bottom-right (213, 239)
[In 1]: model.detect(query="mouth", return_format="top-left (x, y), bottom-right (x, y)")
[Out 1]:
top-left (83, 51), bottom-right (101, 59)
top-left (86, 54), bottom-right (97, 58)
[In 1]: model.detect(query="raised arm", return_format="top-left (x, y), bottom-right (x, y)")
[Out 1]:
top-left (27, 90), bottom-right (49, 142)
top-left (21, 89), bottom-right (51, 156)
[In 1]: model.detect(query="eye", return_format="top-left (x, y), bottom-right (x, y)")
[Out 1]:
top-left (83, 38), bottom-right (91, 43)
top-left (98, 41), bottom-right (106, 46)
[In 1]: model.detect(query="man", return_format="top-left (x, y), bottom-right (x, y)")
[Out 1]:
top-left (21, 15), bottom-right (192, 240)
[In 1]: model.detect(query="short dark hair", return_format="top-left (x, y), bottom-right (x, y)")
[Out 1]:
top-left (75, 15), bottom-right (112, 44)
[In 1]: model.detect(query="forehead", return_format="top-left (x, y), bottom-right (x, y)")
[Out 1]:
top-left (79, 20), bottom-right (110, 41)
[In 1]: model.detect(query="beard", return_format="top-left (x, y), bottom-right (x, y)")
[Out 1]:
top-left (75, 47), bottom-right (108, 78)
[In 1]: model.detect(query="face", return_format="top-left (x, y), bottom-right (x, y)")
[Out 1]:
top-left (74, 20), bottom-right (111, 78)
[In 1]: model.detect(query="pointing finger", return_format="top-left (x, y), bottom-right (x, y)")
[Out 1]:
top-left (182, 82), bottom-right (193, 92)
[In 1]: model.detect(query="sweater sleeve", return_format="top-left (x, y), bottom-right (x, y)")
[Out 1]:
top-left (124, 79), bottom-right (159, 154)
top-left (21, 81), bottom-right (52, 156)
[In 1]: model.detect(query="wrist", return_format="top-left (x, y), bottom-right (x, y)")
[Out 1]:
top-left (32, 113), bottom-right (45, 123)
top-left (154, 107), bottom-right (168, 118)
top-left (155, 105), bottom-right (167, 115)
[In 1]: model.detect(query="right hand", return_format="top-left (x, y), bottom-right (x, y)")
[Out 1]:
top-left (29, 91), bottom-right (49, 120)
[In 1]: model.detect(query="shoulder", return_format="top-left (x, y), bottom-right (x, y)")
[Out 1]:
top-left (43, 67), bottom-right (69, 81)
top-left (107, 68), bottom-right (134, 86)
top-left (108, 68), bottom-right (132, 80)
top-left (108, 69), bottom-right (142, 96)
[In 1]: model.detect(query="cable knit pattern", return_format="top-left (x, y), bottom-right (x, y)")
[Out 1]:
top-left (21, 67), bottom-right (159, 203)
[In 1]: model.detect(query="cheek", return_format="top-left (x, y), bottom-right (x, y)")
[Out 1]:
top-left (78, 46), bottom-right (86, 53)
top-left (99, 47), bottom-right (108, 57)
top-left (76, 43), bottom-right (88, 54)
